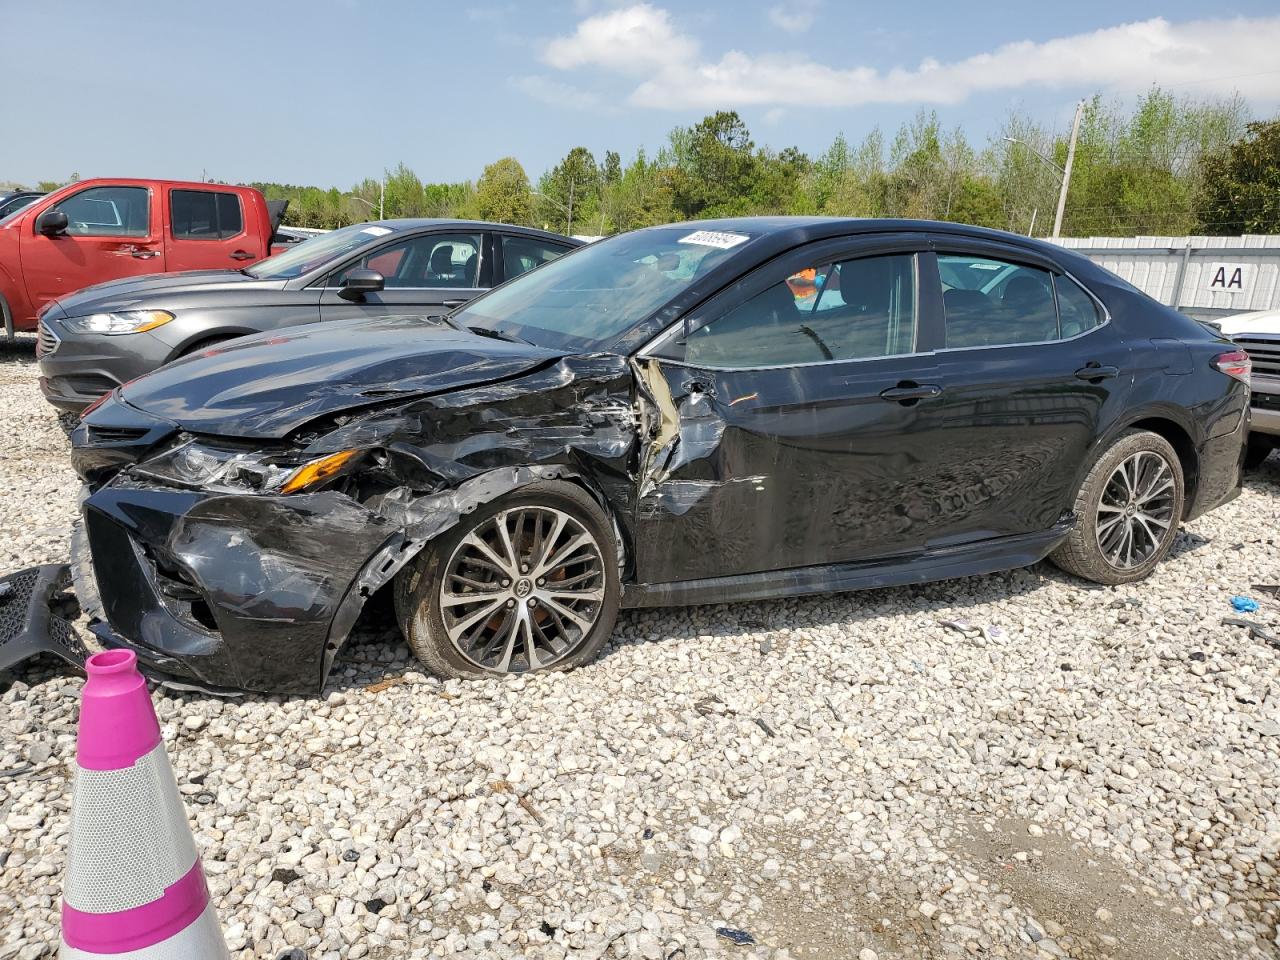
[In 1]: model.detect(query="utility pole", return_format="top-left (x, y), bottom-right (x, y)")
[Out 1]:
top-left (1053, 100), bottom-right (1084, 239)
top-left (379, 177), bottom-right (385, 220)
top-left (566, 179), bottom-right (575, 236)
top-left (1027, 208), bottom-right (1038, 238)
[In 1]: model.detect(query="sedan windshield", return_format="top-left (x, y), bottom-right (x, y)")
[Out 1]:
top-left (453, 227), bottom-right (754, 350)
top-left (246, 223), bottom-right (398, 280)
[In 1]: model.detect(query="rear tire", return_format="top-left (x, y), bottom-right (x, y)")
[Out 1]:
top-left (1244, 435), bottom-right (1274, 471)
top-left (1050, 430), bottom-right (1184, 585)
top-left (393, 481), bottom-right (620, 680)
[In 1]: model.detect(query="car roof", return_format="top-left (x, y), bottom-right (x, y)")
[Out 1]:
top-left (364, 219), bottom-right (584, 245)
top-left (639, 215), bottom-right (1067, 255)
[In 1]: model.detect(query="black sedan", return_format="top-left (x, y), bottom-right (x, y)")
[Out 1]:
top-left (68, 217), bottom-right (1249, 694)
top-left (36, 219), bottom-right (580, 411)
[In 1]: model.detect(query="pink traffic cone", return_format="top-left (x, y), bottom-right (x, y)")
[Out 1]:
top-left (60, 649), bottom-right (229, 959)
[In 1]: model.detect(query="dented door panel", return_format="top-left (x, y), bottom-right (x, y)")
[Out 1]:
top-left (633, 355), bottom-right (946, 584)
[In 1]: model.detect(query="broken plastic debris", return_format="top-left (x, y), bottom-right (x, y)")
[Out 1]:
top-left (1222, 617), bottom-right (1280, 649)
top-left (1231, 595), bottom-right (1260, 613)
top-left (715, 927), bottom-right (757, 945)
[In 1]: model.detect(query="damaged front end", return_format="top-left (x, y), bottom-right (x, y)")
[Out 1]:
top-left (71, 352), bottom-right (639, 695)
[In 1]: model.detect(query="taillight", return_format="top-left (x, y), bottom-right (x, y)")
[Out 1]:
top-left (1214, 349), bottom-right (1251, 385)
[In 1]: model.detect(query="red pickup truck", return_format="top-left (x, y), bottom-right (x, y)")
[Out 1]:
top-left (0, 178), bottom-right (288, 335)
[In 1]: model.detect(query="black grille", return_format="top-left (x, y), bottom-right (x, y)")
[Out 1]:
top-left (1236, 338), bottom-right (1280, 378)
top-left (36, 322), bottom-right (59, 357)
top-left (86, 424), bottom-right (148, 444)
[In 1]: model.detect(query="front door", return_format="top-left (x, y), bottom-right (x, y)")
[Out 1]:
top-left (22, 184), bottom-right (163, 315)
top-left (635, 237), bottom-right (949, 584)
top-left (317, 230), bottom-right (486, 322)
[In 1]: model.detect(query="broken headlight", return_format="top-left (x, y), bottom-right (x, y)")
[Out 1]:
top-left (132, 437), bottom-right (361, 495)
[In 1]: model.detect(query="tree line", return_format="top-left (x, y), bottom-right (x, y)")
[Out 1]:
top-left (11, 90), bottom-right (1277, 238)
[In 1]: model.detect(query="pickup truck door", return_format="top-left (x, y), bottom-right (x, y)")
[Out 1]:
top-left (317, 230), bottom-right (488, 322)
top-left (164, 186), bottom-right (266, 272)
top-left (23, 184), bottom-right (165, 313)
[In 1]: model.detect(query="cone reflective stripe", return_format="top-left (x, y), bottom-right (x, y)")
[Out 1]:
top-left (61, 650), bottom-right (229, 959)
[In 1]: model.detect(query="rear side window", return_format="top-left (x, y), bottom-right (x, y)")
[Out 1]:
top-left (53, 186), bottom-right (149, 237)
top-left (939, 254), bottom-right (1058, 348)
top-left (502, 235), bottom-right (571, 281)
top-left (1055, 275), bottom-right (1102, 337)
top-left (684, 253), bottom-right (917, 368)
top-left (171, 190), bottom-right (244, 240)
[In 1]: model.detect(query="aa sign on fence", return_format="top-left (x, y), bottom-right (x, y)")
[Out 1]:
top-left (1205, 262), bottom-right (1253, 294)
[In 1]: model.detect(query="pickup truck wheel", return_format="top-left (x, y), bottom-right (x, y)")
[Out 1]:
top-left (394, 481), bottom-right (620, 680)
top-left (1244, 435), bottom-right (1274, 470)
top-left (1050, 430), bottom-right (1184, 585)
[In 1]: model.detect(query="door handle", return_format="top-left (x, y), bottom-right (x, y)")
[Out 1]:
top-left (1075, 363), bottom-right (1119, 381)
top-left (229, 250), bottom-right (255, 261)
top-left (130, 248), bottom-right (159, 259)
top-left (879, 383), bottom-right (943, 403)
top-left (441, 299), bottom-right (467, 309)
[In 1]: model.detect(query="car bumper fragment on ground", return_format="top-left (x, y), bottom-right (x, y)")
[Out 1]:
top-left (2, 335), bottom-right (1279, 959)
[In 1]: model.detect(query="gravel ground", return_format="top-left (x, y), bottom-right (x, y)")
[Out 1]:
top-left (2, 335), bottom-right (1279, 960)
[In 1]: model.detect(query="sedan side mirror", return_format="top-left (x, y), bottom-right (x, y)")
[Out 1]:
top-left (36, 210), bottom-right (69, 236)
top-left (337, 268), bottom-right (381, 302)
top-left (338, 268), bottom-right (385, 302)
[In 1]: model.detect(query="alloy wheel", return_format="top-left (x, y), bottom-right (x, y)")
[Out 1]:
top-left (1095, 450), bottom-right (1176, 569)
top-left (439, 507), bottom-right (606, 672)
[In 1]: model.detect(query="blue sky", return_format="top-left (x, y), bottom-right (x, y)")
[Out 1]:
top-left (4, 0), bottom-right (1279, 188)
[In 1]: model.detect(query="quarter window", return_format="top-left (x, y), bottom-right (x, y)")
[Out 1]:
top-left (683, 253), bottom-right (917, 368)
top-left (938, 254), bottom-right (1059, 348)
top-left (1055, 274), bottom-right (1102, 337)
top-left (502, 235), bottom-right (571, 281)
top-left (331, 233), bottom-right (482, 288)
top-left (171, 190), bottom-right (244, 239)
top-left (53, 186), bottom-right (149, 237)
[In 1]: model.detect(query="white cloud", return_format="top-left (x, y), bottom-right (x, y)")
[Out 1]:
top-left (513, 75), bottom-right (614, 113)
top-left (542, 3), bottom-right (699, 75)
top-left (541, 8), bottom-right (1280, 109)
top-left (767, 0), bottom-right (820, 35)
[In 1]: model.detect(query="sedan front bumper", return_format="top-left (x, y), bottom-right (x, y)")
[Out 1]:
top-left (78, 484), bottom-right (409, 694)
top-left (36, 314), bottom-right (176, 412)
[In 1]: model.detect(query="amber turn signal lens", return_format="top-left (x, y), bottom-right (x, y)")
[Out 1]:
top-left (279, 450), bottom-right (360, 495)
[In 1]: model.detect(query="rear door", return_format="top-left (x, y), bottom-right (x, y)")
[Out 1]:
top-left (317, 229), bottom-right (486, 321)
top-left (918, 242), bottom-right (1133, 548)
top-left (22, 184), bottom-right (163, 311)
top-left (497, 233), bottom-right (576, 283)
top-left (635, 235), bottom-right (947, 583)
top-left (165, 187), bottom-right (262, 271)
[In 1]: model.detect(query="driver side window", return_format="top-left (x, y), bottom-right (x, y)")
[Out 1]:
top-left (53, 186), bottom-right (150, 238)
top-left (330, 232), bottom-right (482, 288)
top-left (684, 253), bottom-right (918, 368)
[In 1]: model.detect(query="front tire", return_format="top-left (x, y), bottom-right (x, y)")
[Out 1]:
top-left (1050, 430), bottom-right (1184, 585)
top-left (394, 481), bottom-right (620, 679)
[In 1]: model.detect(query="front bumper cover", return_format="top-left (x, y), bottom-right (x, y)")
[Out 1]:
top-left (0, 564), bottom-right (88, 674)
top-left (80, 485), bottom-right (406, 695)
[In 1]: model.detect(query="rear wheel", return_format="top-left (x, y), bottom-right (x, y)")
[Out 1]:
top-left (1050, 430), bottom-right (1184, 585)
top-left (394, 481), bottom-right (620, 679)
top-left (1244, 435), bottom-right (1274, 470)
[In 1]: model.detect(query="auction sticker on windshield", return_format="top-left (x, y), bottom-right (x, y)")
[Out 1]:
top-left (678, 230), bottom-right (750, 250)
top-left (361, 226), bottom-right (393, 237)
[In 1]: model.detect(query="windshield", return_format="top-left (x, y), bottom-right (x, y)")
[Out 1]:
top-left (453, 226), bottom-right (754, 350)
top-left (246, 223), bottom-right (398, 280)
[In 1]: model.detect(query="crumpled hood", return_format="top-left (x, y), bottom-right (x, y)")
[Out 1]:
top-left (120, 315), bottom-right (561, 439)
top-left (52, 269), bottom-right (277, 318)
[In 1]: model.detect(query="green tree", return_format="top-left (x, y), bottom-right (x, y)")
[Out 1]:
top-left (540, 146), bottom-right (599, 234)
top-left (1196, 119), bottom-right (1280, 234)
top-left (475, 157), bottom-right (532, 224)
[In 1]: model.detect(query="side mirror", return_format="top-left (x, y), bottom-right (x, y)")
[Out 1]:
top-left (338, 268), bottom-right (384, 302)
top-left (37, 210), bottom-right (69, 236)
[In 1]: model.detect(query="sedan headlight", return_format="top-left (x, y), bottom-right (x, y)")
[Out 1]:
top-left (63, 310), bottom-right (175, 335)
top-left (133, 436), bottom-right (361, 494)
